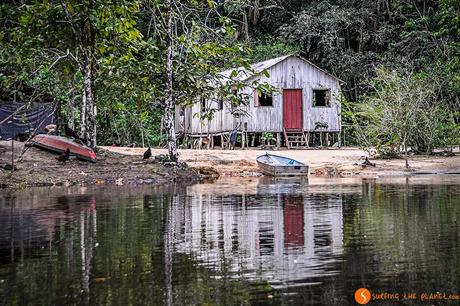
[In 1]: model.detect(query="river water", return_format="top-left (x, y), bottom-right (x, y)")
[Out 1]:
top-left (0, 176), bottom-right (459, 305)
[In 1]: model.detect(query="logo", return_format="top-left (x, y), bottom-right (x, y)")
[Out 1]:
top-left (355, 288), bottom-right (371, 304)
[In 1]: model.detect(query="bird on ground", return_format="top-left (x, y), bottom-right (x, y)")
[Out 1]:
top-left (56, 148), bottom-right (70, 162)
top-left (143, 146), bottom-right (152, 160)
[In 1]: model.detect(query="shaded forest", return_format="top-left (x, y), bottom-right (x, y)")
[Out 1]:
top-left (1, 0), bottom-right (459, 156)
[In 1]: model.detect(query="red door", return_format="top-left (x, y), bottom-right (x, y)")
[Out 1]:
top-left (283, 89), bottom-right (303, 130)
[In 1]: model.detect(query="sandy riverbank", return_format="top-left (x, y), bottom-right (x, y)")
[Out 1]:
top-left (103, 146), bottom-right (460, 177)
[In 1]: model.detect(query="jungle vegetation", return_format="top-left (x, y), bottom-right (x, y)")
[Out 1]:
top-left (1, 0), bottom-right (459, 158)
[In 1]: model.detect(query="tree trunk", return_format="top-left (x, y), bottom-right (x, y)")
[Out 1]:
top-left (67, 87), bottom-right (76, 130)
top-left (164, 0), bottom-right (178, 162)
top-left (59, 0), bottom-right (96, 148)
top-left (403, 136), bottom-right (409, 168)
top-left (81, 81), bottom-right (87, 139)
top-left (81, 50), bottom-right (97, 148)
top-left (242, 13), bottom-right (250, 42)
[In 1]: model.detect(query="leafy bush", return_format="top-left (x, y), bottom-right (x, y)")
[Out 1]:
top-left (356, 69), bottom-right (458, 155)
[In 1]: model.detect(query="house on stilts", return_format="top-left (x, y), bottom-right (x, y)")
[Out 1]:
top-left (175, 54), bottom-right (343, 149)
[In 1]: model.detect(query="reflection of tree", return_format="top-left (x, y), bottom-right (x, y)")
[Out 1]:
top-left (1, 187), bottom-right (276, 305)
top-left (342, 181), bottom-right (460, 295)
top-left (80, 196), bottom-right (97, 302)
top-left (163, 193), bottom-right (175, 306)
top-left (0, 192), bottom-right (98, 304)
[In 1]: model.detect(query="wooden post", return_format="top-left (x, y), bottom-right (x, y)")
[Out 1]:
top-left (276, 132), bottom-right (281, 148)
top-left (221, 134), bottom-right (224, 149)
top-left (211, 134), bottom-right (214, 149)
top-left (241, 132), bottom-right (245, 149)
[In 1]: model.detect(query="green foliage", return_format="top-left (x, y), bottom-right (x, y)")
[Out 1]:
top-left (1, 0), bottom-right (459, 149)
top-left (357, 69), bottom-right (459, 155)
top-left (314, 121), bottom-right (328, 130)
top-left (261, 132), bottom-right (275, 145)
top-left (248, 38), bottom-right (298, 63)
top-left (436, 112), bottom-right (460, 150)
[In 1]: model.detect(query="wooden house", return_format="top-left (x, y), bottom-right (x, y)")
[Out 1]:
top-left (175, 55), bottom-right (343, 148)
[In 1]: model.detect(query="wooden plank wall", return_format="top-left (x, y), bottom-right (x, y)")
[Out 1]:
top-left (181, 56), bottom-right (341, 135)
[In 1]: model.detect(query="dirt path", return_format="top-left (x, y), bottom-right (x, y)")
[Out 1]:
top-left (103, 146), bottom-right (460, 177)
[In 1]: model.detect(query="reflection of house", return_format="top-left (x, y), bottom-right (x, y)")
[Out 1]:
top-left (169, 189), bottom-right (343, 284)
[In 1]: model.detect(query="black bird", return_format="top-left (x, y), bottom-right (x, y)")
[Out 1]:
top-left (56, 148), bottom-right (70, 162)
top-left (143, 146), bottom-right (152, 160)
top-left (64, 125), bottom-right (80, 140)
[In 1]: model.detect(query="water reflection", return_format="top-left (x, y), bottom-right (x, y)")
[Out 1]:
top-left (0, 192), bottom-right (96, 264)
top-left (0, 176), bottom-right (459, 305)
top-left (169, 188), bottom-right (343, 286)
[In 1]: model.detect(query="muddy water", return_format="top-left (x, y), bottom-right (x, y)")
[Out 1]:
top-left (0, 176), bottom-right (459, 305)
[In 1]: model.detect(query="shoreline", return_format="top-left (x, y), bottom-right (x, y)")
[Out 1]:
top-left (1, 141), bottom-right (459, 189)
top-left (103, 146), bottom-right (460, 178)
top-left (0, 141), bottom-right (203, 189)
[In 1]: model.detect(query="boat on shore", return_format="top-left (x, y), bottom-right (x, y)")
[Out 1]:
top-left (256, 153), bottom-right (309, 176)
top-left (28, 134), bottom-right (97, 162)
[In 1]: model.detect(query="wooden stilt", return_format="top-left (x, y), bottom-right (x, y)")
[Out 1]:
top-left (221, 134), bottom-right (224, 149)
top-left (276, 132), bottom-right (281, 148)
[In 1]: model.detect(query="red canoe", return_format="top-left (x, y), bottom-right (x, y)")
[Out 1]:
top-left (29, 134), bottom-right (97, 162)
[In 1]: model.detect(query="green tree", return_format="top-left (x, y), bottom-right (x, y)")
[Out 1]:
top-left (1, 0), bottom-right (142, 148)
top-left (358, 69), bottom-right (446, 156)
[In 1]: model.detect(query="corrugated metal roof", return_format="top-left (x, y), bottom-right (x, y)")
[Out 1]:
top-left (219, 55), bottom-right (290, 82)
top-left (219, 54), bottom-right (343, 83)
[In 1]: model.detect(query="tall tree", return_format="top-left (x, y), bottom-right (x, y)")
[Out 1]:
top-left (1, 0), bottom-right (142, 148)
top-left (164, 0), bottom-right (177, 161)
top-left (141, 0), bottom-right (266, 162)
